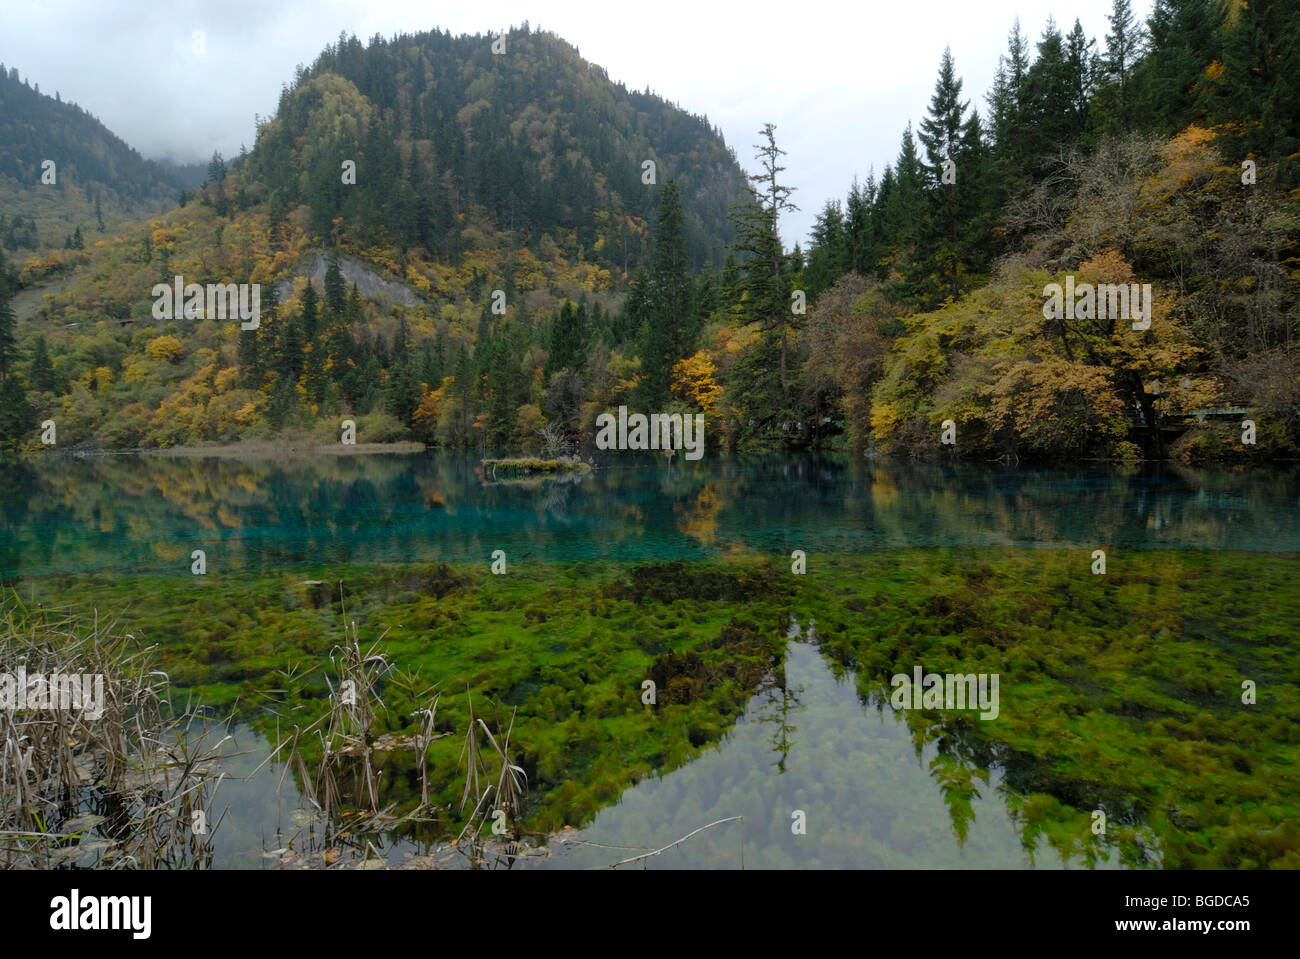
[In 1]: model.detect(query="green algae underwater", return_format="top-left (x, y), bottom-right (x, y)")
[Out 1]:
top-left (11, 547), bottom-right (1300, 869)
top-left (2, 452), bottom-right (1300, 862)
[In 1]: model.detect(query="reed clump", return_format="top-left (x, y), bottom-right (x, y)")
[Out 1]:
top-left (0, 596), bottom-right (233, 869)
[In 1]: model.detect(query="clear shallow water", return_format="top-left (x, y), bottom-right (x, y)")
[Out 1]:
top-left (1, 452), bottom-right (1296, 578)
top-left (196, 637), bottom-right (1131, 869)
top-left (3, 451), bottom-right (1294, 869)
top-left (535, 635), bottom-right (1126, 869)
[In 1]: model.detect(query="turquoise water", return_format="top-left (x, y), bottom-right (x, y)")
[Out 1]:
top-left (2, 452), bottom-right (1296, 579)
top-left (3, 451), bottom-right (1295, 869)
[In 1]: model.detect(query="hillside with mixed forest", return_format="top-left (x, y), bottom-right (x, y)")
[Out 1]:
top-left (0, 4), bottom-right (1296, 464)
top-left (0, 65), bottom-right (198, 253)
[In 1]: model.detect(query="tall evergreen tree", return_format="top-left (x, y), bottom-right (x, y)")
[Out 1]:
top-left (0, 274), bottom-right (17, 381)
top-left (1022, 19), bottom-right (1075, 175)
top-left (1101, 0), bottom-right (1145, 131)
top-left (988, 19), bottom-right (1033, 180)
top-left (1132, 0), bottom-right (1224, 134)
top-left (806, 199), bottom-right (848, 298)
top-left (546, 300), bottom-right (588, 380)
top-left (617, 267), bottom-right (653, 347)
top-left (641, 179), bottom-right (694, 407)
top-left (1211, 0), bottom-right (1300, 181)
top-left (300, 282), bottom-right (320, 340)
top-left (915, 47), bottom-right (971, 303)
top-left (28, 335), bottom-right (54, 393)
top-left (0, 374), bottom-right (32, 449)
top-left (324, 255), bottom-right (346, 315)
top-left (387, 314), bottom-right (421, 425)
top-left (880, 125), bottom-right (927, 264)
top-left (1065, 19), bottom-right (1100, 138)
top-left (844, 173), bottom-right (878, 277)
top-left (729, 124), bottom-right (799, 403)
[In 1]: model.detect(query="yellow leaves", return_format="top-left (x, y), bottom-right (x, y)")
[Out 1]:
top-left (151, 226), bottom-right (175, 252)
top-left (122, 357), bottom-right (152, 384)
top-left (514, 403), bottom-right (546, 448)
top-left (405, 264), bottom-right (432, 294)
top-left (146, 335), bottom-right (184, 362)
top-left (412, 388), bottom-right (444, 442)
top-left (723, 324), bottom-right (760, 355)
top-left (92, 367), bottom-right (113, 391)
top-left (1141, 124), bottom-right (1221, 203)
top-left (670, 351), bottom-right (722, 416)
top-left (869, 402), bottom-right (902, 441)
top-left (214, 367), bottom-right (240, 393)
top-left (1076, 248), bottom-right (1137, 287)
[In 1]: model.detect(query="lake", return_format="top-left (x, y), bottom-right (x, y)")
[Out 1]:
top-left (1, 451), bottom-right (1296, 869)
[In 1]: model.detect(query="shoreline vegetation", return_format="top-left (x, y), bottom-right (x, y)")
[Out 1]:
top-left (480, 456), bottom-right (593, 478)
top-left (142, 439), bottom-right (427, 459)
top-left (9, 547), bottom-right (1299, 868)
top-left (7, 434), bottom-right (1297, 464)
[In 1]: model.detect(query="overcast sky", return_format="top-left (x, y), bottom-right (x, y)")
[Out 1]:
top-left (1, 0), bottom-right (1151, 245)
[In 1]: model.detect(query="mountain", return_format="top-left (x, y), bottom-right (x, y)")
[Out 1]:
top-left (0, 65), bottom-right (190, 251)
top-left (247, 24), bottom-right (748, 270)
top-left (0, 24), bottom-right (755, 451)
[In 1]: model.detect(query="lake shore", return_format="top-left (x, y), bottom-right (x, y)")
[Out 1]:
top-left (141, 439), bottom-right (428, 459)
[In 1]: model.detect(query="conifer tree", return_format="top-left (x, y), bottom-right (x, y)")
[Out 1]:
top-left (642, 179), bottom-right (693, 407)
top-left (1132, 0), bottom-right (1224, 134)
top-left (729, 124), bottom-right (798, 401)
top-left (0, 265), bottom-right (18, 383)
top-left (300, 282), bottom-right (320, 340)
top-left (28, 335), bottom-right (54, 393)
top-left (1102, 0), bottom-right (1144, 130)
top-left (1022, 19), bottom-right (1074, 175)
top-left (916, 47), bottom-right (970, 303)
top-left (324, 255), bottom-right (346, 315)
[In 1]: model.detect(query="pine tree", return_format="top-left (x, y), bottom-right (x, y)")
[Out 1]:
top-left (29, 335), bottom-right (54, 393)
top-left (303, 337), bottom-right (328, 407)
top-left (988, 19), bottom-right (1033, 181)
top-left (915, 47), bottom-right (971, 303)
top-left (546, 300), bottom-right (588, 380)
top-left (806, 199), bottom-right (848, 298)
top-left (324, 255), bottom-right (346, 315)
top-left (300, 282), bottom-right (320, 340)
top-left (881, 125), bottom-right (926, 261)
top-left (0, 274), bottom-right (17, 380)
top-left (1102, 0), bottom-right (1145, 130)
top-left (0, 373), bottom-right (32, 449)
top-left (1132, 0), bottom-right (1224, 134)
top-left (1065, 19), bottom-right (1100, 138)
top-left (617, 267), bottom-right (653, 346)
top-left (1211, 0), bottom-right (1300, 180)
top-left (207, 150), bottom-right (226, 184)
top-left (641, 179), bottom-right (693, 407)
top-left (730, 124), bottom-right (799, 402)
top-left (844, 173), bottom-right (878, 277)
top-left (386, 314), bottom-right (420, 424)
top-left (275, 313), bottom-right (305, 383)
top-left (1022, 19), bottom-right (1075, 176)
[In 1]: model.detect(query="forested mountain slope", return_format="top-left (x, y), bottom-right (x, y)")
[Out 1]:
top-left (0, 66), bottom-right (192, 252)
